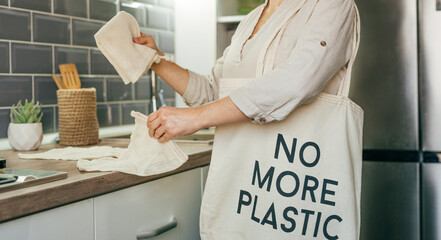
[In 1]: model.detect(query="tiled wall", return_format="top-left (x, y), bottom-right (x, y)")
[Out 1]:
top-left (0, 0), bottom-right (176, 138)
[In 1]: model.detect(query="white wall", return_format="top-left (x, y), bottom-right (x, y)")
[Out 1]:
top-left (174, 0), bottom-right (217, 107)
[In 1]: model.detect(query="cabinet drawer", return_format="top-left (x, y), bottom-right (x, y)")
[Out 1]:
top-left (94, 168), bottom-right (202, 240)
top-left (0, 199), bottom-right (94, 240)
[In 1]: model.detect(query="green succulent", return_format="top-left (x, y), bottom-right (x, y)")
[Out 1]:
top-left (10, 100), bottom-right (43, 124)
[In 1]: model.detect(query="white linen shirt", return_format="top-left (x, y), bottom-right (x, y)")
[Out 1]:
top-left (182, 0), bottom-right (355, 124)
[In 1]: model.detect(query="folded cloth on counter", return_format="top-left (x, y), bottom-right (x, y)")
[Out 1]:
top-left (77, 111), bottom-right (188, 176)
top-left (18, 146), bottom-right (124, 161)
top-left (94, 11), bottom-right (167, 84)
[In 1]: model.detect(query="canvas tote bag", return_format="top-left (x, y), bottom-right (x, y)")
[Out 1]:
top-left (200, 2), bottom-right (362, 240)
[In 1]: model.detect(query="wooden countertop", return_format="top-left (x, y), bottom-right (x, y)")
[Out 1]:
top-left (0, 139), bottom-right (212, 223)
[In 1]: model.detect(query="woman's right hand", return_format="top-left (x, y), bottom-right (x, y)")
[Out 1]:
top-left (133, 32), bottom-right (164, 56)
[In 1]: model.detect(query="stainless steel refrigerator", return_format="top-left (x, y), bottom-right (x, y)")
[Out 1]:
top-left (351, 0), bottom-right (441, 239)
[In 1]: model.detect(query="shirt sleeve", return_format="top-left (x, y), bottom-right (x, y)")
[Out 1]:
top-left (181, 46), bottom-right (229, 107)
top-left (229, 0), bottom-right (355, 124)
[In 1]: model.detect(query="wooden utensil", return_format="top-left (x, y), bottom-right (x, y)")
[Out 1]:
top-left (59, 64), bottom-right (81, 89)
top-left (51, 74), bottom-right (66, 89)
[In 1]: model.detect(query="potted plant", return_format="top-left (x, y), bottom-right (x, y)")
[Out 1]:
top-left (8, 100), bottom-right (44, 151)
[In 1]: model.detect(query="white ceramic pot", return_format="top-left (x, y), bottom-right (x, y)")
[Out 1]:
top-left (8, 122), bottom-right (43, 151)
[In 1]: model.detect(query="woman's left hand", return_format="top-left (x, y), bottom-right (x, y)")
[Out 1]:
top-left (147, 106), bottom-right (202, 143)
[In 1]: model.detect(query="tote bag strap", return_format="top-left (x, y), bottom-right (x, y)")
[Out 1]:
top-left (255, 0), bottom-right (309, 77)
top-left (337, 4), bottom-right (361, 97)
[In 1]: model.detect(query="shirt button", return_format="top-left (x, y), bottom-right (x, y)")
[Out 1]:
top-left (320, 41), bottom-right (327, 47)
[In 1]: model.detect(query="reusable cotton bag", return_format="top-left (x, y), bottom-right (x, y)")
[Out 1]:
top-left (199, 1), bottom-right (362, 239)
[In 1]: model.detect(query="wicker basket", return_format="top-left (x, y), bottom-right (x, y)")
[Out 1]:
top-left (57, 88), bottom-right (99, 146)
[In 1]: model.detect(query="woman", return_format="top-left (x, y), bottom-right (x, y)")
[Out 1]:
top-left (134, 0), bottom-right (361, 238)
top-left (134, 0), bottom-right (354, 142)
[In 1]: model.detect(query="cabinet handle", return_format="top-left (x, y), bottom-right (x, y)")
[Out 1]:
top-left (136, 217), bottom-right (178, 239)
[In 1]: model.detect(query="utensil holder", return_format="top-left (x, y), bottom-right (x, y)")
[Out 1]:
top-left (57, 88), bottom-right (99, 146)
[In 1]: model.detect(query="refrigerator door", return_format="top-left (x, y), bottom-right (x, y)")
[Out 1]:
top-left (350, 0), bottom-right (419, 150)
top-left (361, 161), bottom-right (420, 240)
top-left (419, 0), bottom-right (441, 152)
top-left (422, 163), bottom-right (441, 240)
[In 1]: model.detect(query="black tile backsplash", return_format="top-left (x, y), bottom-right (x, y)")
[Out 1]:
top-left (72, 20), bottom-right (103, 47)
top-left (0, 8), bottom-right (31, 41)
top-left (41, 107), bottom-right (55, 133)
top-left (0, 109), bottom-right (10, 138)
top-left (135, 76), bottom-right (151, 100)
top-left (11, 0), bottom-right (51, 12)
top-left (34, 76), bottom-right (58, 104)
top-left (159, 32), bottom-right (174, 53)
top-left (0, 76), bottom-right (32, 107)
top-left (33, 14), bottom-right (71, 44)
top-left (55, 47), bottom-right (89, 74)
top-left (11, 43), bottom-right (52, 73)
top-left (81, 77), bottom-right (106, 102)
top-left (0, 42), bottom-right (9, 73)
top-left (90, 0), bottom-right (117, 21)
top-left (0, 1), bottom-right (175, 140)
top-left (147, 7), bottom-right (169, 30)
top-left (91, 49), bottom-right (116, 75)
top-left (107, 78), bottom-right (133, 101)
top-left (122, 102), bottom-right (148, 124)
top-left (97, 104), bottom-right (121, 127)
top-left (54, 0), bottom-right (87, 18)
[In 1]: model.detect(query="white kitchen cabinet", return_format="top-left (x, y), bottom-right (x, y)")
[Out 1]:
top-left (94, 168), bottom-right (202, 240)
top-left (0, 199), bottom-right (94, 240)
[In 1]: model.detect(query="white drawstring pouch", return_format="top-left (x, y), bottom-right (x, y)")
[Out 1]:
top-left (77, 111), bottom-right (188, 176)
top-left (94, 11), bottom-right (167, 84)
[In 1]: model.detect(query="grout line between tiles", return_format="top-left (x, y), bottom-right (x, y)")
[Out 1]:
top-left (119, 103), bottom-right (123, 125)
top-left (0, 39), bottom-right (99, 50)
top-left (88, 49), bottom-right (91, 75)
top-left (70, 17), bottom-right (73, 45)
top-left (8, 41), bottom-right (11, 74)
top-left (86, 0), bottom-right (90, 19)
top-left (30, 12), bottom-right (33, 42)
top-left (52, 45), bottom-right (55, 74)
top-left (31, 75), bottom-right (35, 101)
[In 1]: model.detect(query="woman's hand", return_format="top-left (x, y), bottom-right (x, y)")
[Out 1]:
top-left (146, 97), bottom-right (248, 143)
top-left (133, 32), bottom-right (164, 56)
top-left (147, 106), bottom-right (203, 143)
